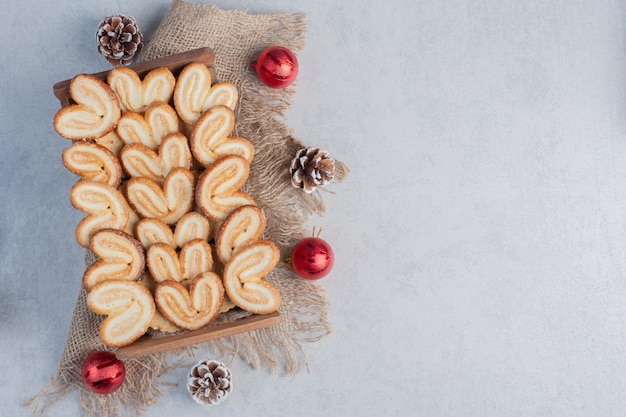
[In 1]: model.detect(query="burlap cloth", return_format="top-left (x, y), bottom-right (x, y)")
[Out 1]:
top-left (27, 1), bottom-right (348, 416)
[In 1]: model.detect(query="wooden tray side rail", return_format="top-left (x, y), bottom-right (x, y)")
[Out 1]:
top-left (116, 312), bottom-right (281, 359)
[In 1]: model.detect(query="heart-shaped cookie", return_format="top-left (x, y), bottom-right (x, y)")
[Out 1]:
top-left (62, 141), bottom-right (122, 188)
top-left (125, 168), bottom-right (194, 224)
top-left (83, 228), bottom-right (145, 291)
top-left (195, 155), bottom-right (256, 221)
top-left (135, 211), bottom-right (212, 250)
top-left (70, 180), bottom-right (131, 247)
top-left (134, 272), bottom-right (182, 334)
top-left (154, 272), bottom-right (224, 330)
top-left (54, 74), bottom-right (121, 140)
top-left (116, 102), bottom-right (180, 150)
top-left (189, 105), bottom-right (254, 167)
top-left (174, 211), bottom-right (212, 248)
top-left (215, 205), bottom-right (266, 264)
top-left (107, 66), bottom-right (176, 113)
top-left (120, 132), bottom-right (192, 182)
top-left (147, 239), bottom-right (213, 284)
top-left (86, 279), bottom-right (156, 347)
top-left (135, 217), bottom-right (176, 249)
top-left (173, 62), bottom-right (238, 125)
top-left (222, 240), bottom-right (281, 315)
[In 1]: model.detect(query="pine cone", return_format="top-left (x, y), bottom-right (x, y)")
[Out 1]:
top-left (290, 147), bottom-right (336, 193)
top-left (187, 360), bottom-right (233, 405)
top-left (96, 14), bottom-right (143, 66)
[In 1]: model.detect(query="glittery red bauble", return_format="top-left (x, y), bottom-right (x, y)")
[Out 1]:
top-left (291, 237), bottom-right (334, 280)
top-left (251, 46), bottom-right (299, 88)
top-left (81, 351), bottom-right (125, 394)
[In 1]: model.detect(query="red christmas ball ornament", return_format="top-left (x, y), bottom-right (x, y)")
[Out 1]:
top-left (81, 351), bottom-right (125, 395)
top-left (291, 234), bottom-right (334, 280)
top-left (251, 46), bottom-right (299, 88)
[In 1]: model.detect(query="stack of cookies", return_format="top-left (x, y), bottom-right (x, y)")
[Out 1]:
top-left (54, 62), bottom-right (281, 348)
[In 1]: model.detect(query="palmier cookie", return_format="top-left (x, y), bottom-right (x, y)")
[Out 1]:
top-left (86, 280), bottom-right (155, 347)
top-left (215, 205), bottom-right (266, 264)
top-left (70, 180), bottom-right (131, 247)
top-left (220, 295), bottom-right (237, 313)
top-left (107, 66), bottom-right (176, 113)
top-left (83, 228), bottom-right (145, 291)
top-left (134, 212), bottom-right (211, 250)
top-left (174, 212), bottom-right (211, 248)
top-left (54, 74), bottom-right (121, 140)
top-left (62, 141), bottom-right (122, 188)
top-left (126, 168), bottom-right (195, 225)
top-left (120, 132), bottom-right (192, 182)
top-left (189, 105), bottom-right (254, 167)
top-left (135, 218), bottom-right (176, 249)
top-left (154, 272), bottom-right (224, 331)
top-left (195, 155), bottom-right (256, 222)
top-left (116, 102), bottom-right (180, 150)
top-left (173, 62), bottom-right (238, 125)
top-left (147, 239), bottom-right (213, 284)
top-left (222, 240), bottom-right (281, 315)
top-left (134, 272), bottom-right (181, 334)
top-left (149, 310), bottom-right (181, 334)
top-left (95, 130), bottom-right (125, 157)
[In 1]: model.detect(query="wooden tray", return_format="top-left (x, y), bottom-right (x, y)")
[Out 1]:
top-left (53, 47), bottom-right (281, 360)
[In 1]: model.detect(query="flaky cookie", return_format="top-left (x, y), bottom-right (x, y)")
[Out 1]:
top-left (125, 167), bottom-right (195, 224)
top-left (189, 105), bottom-right (254, 166)
top-left (154, 272), bottom-right (224, 331)
top-left (116, 102), bottom-right (180, 150)
top-left (149, 309), bottom-right (182, 334)
top-left (134, 212), bottom-right (211, 251)
top-left (147, 239), bottom-right (213, 284)
top-left (54, 74), bottom-right (121, 140)
top-left (83, 228), bottom-right (145, 291)
top-left (135, 217), bottom-right (176, 249)
top-left (215, 205), bottom-right (266, 264)
top-left (70, 180), bottom-right (131, 247)
top-left (94, 130), bottom-right (125, 157)
top-left (220, 295), bottom-right (237, 313)
top-left (120, 132), bottom-right (192, 182)
top-left (136, 271), bottom-right (182, 334)
top-left (222, 241), bottom-right (281, 315)
top-left (195, 155), bottom-right (256, 222)
top-left (173, 62), bottom-right (238, 125)
top-left (107, 66), bottom-right (176, 113)
top-left (174, 211), bottom-right (212, 248)
top-left (86, 280), bottom-right (155, 347)
top-left (62, 142), bottom-right (122, 188)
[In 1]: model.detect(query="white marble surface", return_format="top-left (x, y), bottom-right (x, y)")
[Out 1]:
top-left (3, 0), bottom-right (626, 416)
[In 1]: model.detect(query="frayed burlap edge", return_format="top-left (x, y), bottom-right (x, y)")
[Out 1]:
top-left (25, 252), bottom-right (189, 417)
top-left (28, 1), bottom-right (349, 416)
